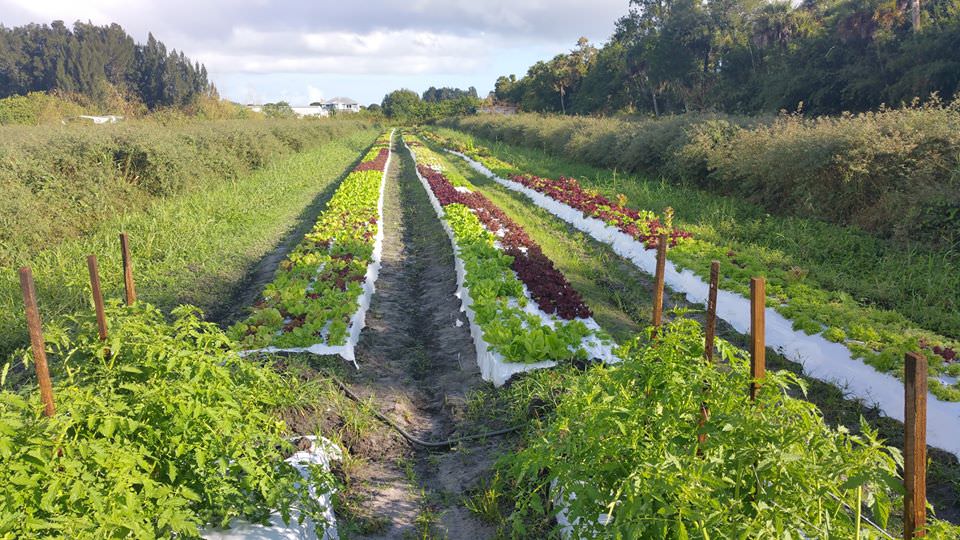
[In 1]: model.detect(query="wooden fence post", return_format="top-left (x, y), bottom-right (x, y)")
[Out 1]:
top-left (119, 233), bottom-right (137, 306)
top-left (86, 255), bottom-right (109, 341)
top-left (697, 402), bottom-right (710, 449)
top-left (705, 261), bottom-right (719, 362)
top-left (697, 261), bottom-right (721, 454)
top-left (652, 233), bottom-right (668, 330)
top-left (904, 352), bottom-right (927, 539)
top-left (749, 277), bottom-right (766, 401)
top-left (18, 267), bottom-right (55, 417)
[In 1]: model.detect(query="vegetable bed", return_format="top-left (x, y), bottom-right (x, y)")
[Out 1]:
top-left (428, 129), bottom-right (960, 458)
top-left (230, 130), bottom-right (394, 361)
top-left (404, 133), bottom-right (617, 385)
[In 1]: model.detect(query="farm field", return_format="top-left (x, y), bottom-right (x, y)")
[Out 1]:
top-left (426, 127), bottom-right (960, 398)
top-left (5, 1), bottom-right (960, 537)
top-left (415, 129), bottom-right (960, 527)
top-left (2, 122), bottom-right (960, 539)
top-left (0, 125), bottom-right (379, 362)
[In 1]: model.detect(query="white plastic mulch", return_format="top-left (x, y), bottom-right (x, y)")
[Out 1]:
top-left (407, 142), bottom-right (618, 386)
top-left (450, 149), bottom-right (960, 459)
top-left (201, 437), bottom-right (341, 540)
top-left (241, 130), bottom-right (395, 366)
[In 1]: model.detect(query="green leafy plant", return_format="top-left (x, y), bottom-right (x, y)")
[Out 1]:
top-left (427, 127), bottom-right (960, 401)
top-left (496, 319), bottom-right (960, 538)
top-left (0, 302), bottom-right (333, 537)
top-left (407, 133), bottom-right (610, 364)
top-left (230, 131), bottom-right (392, 349)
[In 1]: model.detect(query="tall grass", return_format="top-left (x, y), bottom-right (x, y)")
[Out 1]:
top-left (0, 118), bottom-right (374, 265)
top-left (443, 101), bottom-right (960, 247)
top-left (0, 128), bottom-right (379, 362)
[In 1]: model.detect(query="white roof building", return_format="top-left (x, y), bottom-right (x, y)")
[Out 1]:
top-left (290, 106), bottom-right (329, 117)
top-left (320, 97), bottom-right (360, 113)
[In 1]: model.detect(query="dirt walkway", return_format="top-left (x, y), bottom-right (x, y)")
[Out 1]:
top-left (337, 135), bottom-right (504, 539)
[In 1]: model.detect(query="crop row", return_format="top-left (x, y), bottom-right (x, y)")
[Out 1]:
top-left (229, 131), bottom-right (393, 357)
top-left (424, 129), bottom-right (960, 402)
top-left (496, 319), bottom-right (960, 538)
top-left (0, 302), bottom-right (336, 537)
top-left (507, 173), bottom-right (691, 249)
top-left (404, 133), bottom-right (615, 384)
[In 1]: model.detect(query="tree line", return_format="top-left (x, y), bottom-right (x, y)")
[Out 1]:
top-left (0, 21), bottom-right (211, 110)
top-left (493, 0), bottom-right (960, 115)
top-left (378, 87), bottom-right (480, 121)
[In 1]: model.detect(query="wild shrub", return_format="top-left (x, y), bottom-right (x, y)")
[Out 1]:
top-left (0, 118), bottom-right (373, 265)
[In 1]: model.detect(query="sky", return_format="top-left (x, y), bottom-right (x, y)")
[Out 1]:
top-left (0, 0), bottom-right (629, 106)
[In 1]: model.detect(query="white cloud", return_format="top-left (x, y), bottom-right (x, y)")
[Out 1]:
top-left (0, 0), bottom-right (627, 102)
top-left (306, 85), bottom-right (324, 103)
top-left (196, 28), bottom-right (488, 75)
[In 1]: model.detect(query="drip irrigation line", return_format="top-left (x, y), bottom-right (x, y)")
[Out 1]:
top-left (332, 376), bottom-right (522, 450)
top-left (825, 493), bottom-right (896, 539)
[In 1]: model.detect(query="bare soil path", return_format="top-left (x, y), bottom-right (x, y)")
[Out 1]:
top-left (337, 135), bottom-right (505, 539)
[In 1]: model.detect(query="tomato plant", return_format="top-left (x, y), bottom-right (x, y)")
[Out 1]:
top-left (0, 302), bottom-right (332, 537)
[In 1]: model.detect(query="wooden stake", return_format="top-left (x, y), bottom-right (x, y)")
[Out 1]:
top-left (120, 233), bottom-right (137, 306)
top-left (904, 352), bottom-right (927, 539)
top-left (749, 277), bottom-right (766, 401)
top-left (86, 254), bottom-right (108, 341)
top-left (652, 233), bottom-right (668, 329)
top-left (18, 267), bottom-right (55, 417)
top-left (697, 401), bottom-right (710, 450)
top-left (705, 260), bottom-right (719, 362)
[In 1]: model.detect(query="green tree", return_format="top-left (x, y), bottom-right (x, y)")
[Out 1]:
top-left (0, 21), bottom-right (208, 110)
top-left (261, 101), bottom-right (295, 119)
top-left (381, 89), bottom-right (423, 120)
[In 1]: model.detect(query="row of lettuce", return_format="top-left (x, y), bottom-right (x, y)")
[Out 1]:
top-left (401, 136), bottom-right (958, 536)
top-left (0, 133), bottom-right (394, 536)
top-left (230, 131), bottom-right (392, 350)
top-left (422, 129), bottom-right (960, 401)
top-left (406, 133), bottom-right (613, 365)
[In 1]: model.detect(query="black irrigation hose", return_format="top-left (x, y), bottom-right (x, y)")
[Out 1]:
top-left (332, 377), bottom-right (522, 450)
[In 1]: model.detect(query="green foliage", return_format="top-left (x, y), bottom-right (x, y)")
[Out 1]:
top-left (0, 128), bottom-right (379, 364)
top-left (182, 95), bottom-right (264, 121)
top-left (496, 319), bottom-right (960, 538)
top-left (494, 0), bottom-right (960, 116)
top-left (0, 303), bottom-right (331, 537)
top-left (428, 127), bottom-right (960, 400)
top-left (441, 102), bottom-right (960, 247)
top-left (0, 22), bottom-right (208, 109)
top-left (261, 102), bottom-right (296, 119)
top-left (406, 134), bottom-right (610, 363)
top-left (421, 86), bottom-right (479, 103)
top-left (0, 118), bottom-right (373, 266)
top-left (0, 92), bottom-right (86, 125)
top-left (382, 89), bottom-right (423, 120)
top-left (230, 132), bottom-right (392, 349)
top-left (699, 103), bottom-right (960, 245)
top-left (381, 89), bottom-right (480, 123)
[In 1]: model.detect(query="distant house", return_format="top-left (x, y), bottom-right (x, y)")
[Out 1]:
top-left (320, 97), bottom-right (360, 113)
top-left (73, 115), bottom-right (124, 124)
top-left (290, 106), bottom-right (329, 118)
top-left (245, 104), bottom-right (329, 118)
